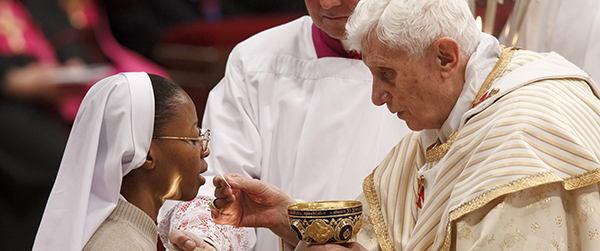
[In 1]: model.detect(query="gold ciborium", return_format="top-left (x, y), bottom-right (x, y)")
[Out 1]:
top-left (287, 201), bottom-right (363, 244)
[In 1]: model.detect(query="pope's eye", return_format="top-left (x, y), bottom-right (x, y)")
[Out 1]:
top-left (380, 71), bottom-right (390, 80)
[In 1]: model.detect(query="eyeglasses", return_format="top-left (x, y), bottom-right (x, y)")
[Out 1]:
top-left (152, 128), bottom-right (210, 152)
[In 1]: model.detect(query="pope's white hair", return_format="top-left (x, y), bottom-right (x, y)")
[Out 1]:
top-left (346, 0), bottom-right (480, 61)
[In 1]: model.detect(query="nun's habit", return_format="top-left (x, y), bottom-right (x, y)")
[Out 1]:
top-left (33, 72), bottom-right (154, 250)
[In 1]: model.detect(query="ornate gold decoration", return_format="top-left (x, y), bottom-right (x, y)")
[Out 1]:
top-left (208, 199), bottom-right (224, 213)
top-left (474, 234), bottom-right (495, 248)
top-left (334, 219), bottom-right (354, 242)
top-left (306, 220), bottom-right (333, 243)
top-left (556, 216), bottom-right (564, 228)
top-left (362, 174), bottom-right (394, 251)
top-left (471, 45), bottom-right (515, 107)
top-left (564, 168), bottom-right (600, 190)
top-left (287, 200), bottom-right (362, 244)
top-left (425, 46), bottom-right (516, 163)
top-left (437, 168), bottom-right (600, 251)
top-left (589, 229), bottom-right (599, 241)
top-left (289, 220), bottom-right (306, 241)
top-left (425, 130), bottom-right (459, 163)
top-left (531, 222), bottom-right (540, 234)
top-left (456, 221), bottom-right (473, 240)
top-left (353, 214), bottom-right (363, 235)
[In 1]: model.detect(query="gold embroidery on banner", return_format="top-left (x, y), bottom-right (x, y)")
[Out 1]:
top-left (362, 173), bottom-right (394, 251)
top-left (426, 46), bottom-right (516, 163)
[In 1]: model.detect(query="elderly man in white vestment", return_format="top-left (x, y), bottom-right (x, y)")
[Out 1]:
top-left (177, 0), bottom-right (600, 250)
top-left (158, 0), bottom-right (411, 250)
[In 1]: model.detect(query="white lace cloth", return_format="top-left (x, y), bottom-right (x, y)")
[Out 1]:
top-left (158, 195), bottom-right (256, 251)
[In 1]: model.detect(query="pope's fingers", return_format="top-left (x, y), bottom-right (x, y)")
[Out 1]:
top-left (212, 174), bottom-right (229, 188)
top-left (214, 184), bottom-right (235, 203)
top-left (214, 172), bottom-right (258, 188)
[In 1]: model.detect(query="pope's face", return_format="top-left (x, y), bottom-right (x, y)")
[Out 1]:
top-left (305, 0), bottom-right (359, 40)
top-left (362, 38), bottom-right (458, 131)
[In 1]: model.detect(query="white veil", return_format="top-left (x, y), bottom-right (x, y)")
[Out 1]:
top-left (32, 72), bottom-right (154, 251)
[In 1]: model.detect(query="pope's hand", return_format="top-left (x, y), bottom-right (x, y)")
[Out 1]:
top-left (210, 173), bottom-right (299, 245)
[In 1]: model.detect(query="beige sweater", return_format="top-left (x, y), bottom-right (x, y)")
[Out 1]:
top-left (83, 199), bottom-right (157, 250)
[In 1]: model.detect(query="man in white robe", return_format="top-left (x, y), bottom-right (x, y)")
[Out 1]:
top-left (180, 0), bottom-right (600, 250)
top-left (158, 0), bottom-right (410, 250)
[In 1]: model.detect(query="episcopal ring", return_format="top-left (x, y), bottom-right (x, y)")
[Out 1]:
top-left (209, 199), bottom-right (225, 213)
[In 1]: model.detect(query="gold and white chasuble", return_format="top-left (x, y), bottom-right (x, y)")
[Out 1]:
top-left (356, 48), bottom-right (600, 251)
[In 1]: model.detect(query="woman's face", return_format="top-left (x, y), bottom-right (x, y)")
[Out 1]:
top-left (153, 91), bottom-right (208, 201)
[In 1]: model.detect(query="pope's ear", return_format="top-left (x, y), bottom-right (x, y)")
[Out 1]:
top-left (140, 144), bottom-right (157, 170)
top-left (434, 37), bottom-right (460, 78)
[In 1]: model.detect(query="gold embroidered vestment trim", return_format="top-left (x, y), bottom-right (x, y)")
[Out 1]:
top-left (363, 173), bottom-right (394, 251)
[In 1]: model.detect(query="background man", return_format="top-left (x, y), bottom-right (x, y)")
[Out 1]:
top-left (500, 0), bottom-right (600, 84)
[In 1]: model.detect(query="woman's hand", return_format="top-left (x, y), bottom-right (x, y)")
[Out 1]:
top-left (167, 229), bottom-right (217, 251)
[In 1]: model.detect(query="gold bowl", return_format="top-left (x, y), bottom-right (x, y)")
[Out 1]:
top-left (287, 201), bottom-right (363, 244)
